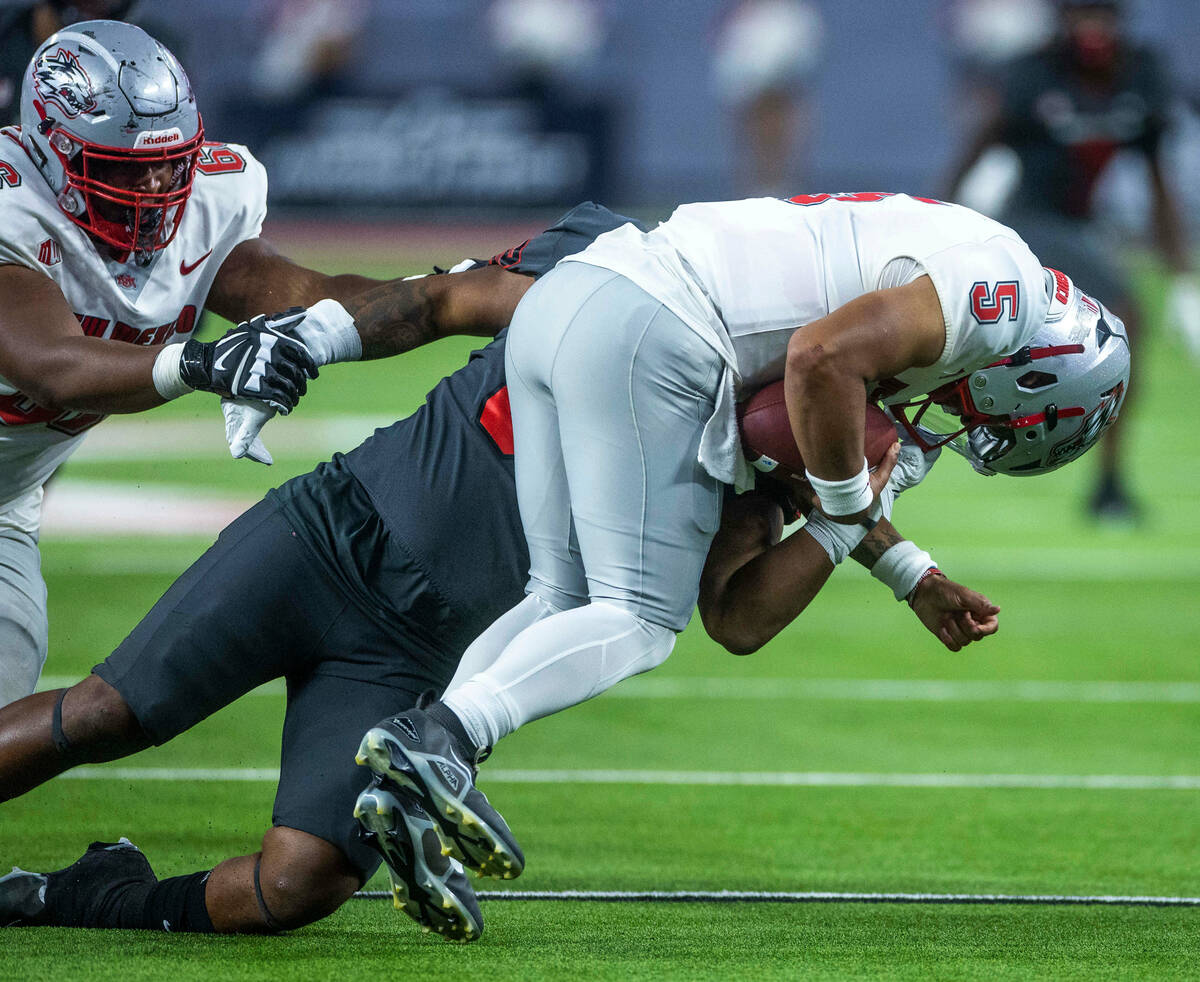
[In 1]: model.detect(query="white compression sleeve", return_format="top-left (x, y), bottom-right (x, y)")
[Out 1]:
top-left (442, 602), bottom-right (676, 749)
top-left (443, 593), bottom-right (564, 693)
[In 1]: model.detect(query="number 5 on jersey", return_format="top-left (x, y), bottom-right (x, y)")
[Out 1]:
top-left (970, 281), bottom-right (1020, 323)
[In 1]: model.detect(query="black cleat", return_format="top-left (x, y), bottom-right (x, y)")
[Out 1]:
top-left (356, 709), bottom-right (524, 880)
top-left (2, 838), bottom-right (153, 928)
top-left (355, 776), bottom-right (483, 943)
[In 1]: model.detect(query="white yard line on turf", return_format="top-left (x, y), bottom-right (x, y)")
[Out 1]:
top-left (42, 481), bottom-right (255, 536)
top-left (607, 677), bottom-right (1200, 703)
top-left (68, 416), bottom-right (393, 460)
top-left (35, 676), bottom-right (1200, 703)
top-left (59, 767), bottom-right (1200, 790)
top-left (352, 888), bottom-right (1200, 907)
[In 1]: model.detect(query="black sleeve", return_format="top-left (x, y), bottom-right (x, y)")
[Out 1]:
top-left (488, 201), bottom-right (649, 278)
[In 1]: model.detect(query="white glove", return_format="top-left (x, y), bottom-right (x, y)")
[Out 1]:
top-left (1166, 274), bottom-right (1200, 360)
top-left (222, 397), bottom-right (275, 465)
top-left (873, 441), bottom-right (941, 520)
top-left (890, 442), bottom-right (942, 493)
top-left (217, 298), bottom-right (361, 465)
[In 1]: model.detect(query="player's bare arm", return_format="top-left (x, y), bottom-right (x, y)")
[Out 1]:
top-left (698, 489), bottom-right (833, 655)
top-left (0, 263), bottom-right (164, 414)
top-left (701, 455), bottom-right (998, 655)
top-left (698, 447), bottom-right (899, 654)
top-left (347, 266), bottom-right (533, 359)
top-left (206, 239), bottom-right (531, 359)
top-left (783, 275), bottom-right (945, 523)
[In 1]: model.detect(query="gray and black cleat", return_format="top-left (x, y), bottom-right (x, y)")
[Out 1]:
top-left (355, 777), bottom-right (483, 943)
top-left (0, 867), bottom-right (48, 927)
top-left (356, 708), bottom-right (524, 880)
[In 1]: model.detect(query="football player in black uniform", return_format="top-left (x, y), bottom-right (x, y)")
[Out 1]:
top-left (0, 204), bottom-right (998, 942)
top-left (947, 0), bottom-right (1196, 518)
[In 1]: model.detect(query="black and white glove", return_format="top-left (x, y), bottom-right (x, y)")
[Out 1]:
top-left (181, 310), bottom-right (318, 413)
top-left (217, 299), bottom-right (363, 464)
top-left (152, 309), bottom-right (319, 414)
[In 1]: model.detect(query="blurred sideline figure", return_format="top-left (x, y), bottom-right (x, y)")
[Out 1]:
top-left (488, 0), bottom-right (613, 200)
top-left (0, 1), bottom-right (137, 125)
top-left (943, 0), bottom-right (1054, 216)
top-left (224, 0), bottom-right (371, 149)
top-left (0, 205), bottom-right (995, 940)
top-left (946, 0), bottom-right (1198, 519)
top-left (713, 0), bottom-right (823, 195)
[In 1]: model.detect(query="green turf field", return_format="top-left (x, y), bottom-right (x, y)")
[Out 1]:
top-left (3, 246), bottom-right (1198, 980)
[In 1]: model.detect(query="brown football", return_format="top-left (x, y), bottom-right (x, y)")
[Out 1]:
top-left (737, 380), bottom-right (898, 478)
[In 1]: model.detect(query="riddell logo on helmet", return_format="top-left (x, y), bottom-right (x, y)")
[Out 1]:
top-left (134, 128), bottom-right (184, 149)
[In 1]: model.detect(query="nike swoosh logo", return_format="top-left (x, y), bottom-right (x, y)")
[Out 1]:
top-left (179, 249), bottom-right (213, 275)
top-left (213, 345), bottom-right (235, 373)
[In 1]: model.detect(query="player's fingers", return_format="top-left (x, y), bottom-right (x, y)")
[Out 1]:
top-left (971, 612), bottom-right (1000, 637)
top-left (938, 625), bottom-right (962, 652)
top-left (868, 441), bottom-right (901, 497)
top-left (268, 356), bottom-right (310, 393)
top-left (956, 612), bottom-right (988, 642)
top-left (943, 615), bottom-right (971, 649)
top-left (277, 339), bottom-right (320, 379)
top-left (258, 377), bottom-right (301, 414)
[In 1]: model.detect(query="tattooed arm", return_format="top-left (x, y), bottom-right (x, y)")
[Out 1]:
top-left (205, 239), bottom-right (534, 359)
top-left (343, 266), bottom-right (533, 360)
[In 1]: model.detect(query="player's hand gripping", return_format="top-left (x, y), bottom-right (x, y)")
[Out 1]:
top-left (909, 573), bottom-right (1000, 652)
top-left (180, 309), bottom-right (318, 414)
top-left (769, 441), bottom-right (902, 522)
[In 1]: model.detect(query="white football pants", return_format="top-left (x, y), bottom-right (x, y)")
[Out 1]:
top-left (441, 262), bottom-right (725, 748)
top-left (0, 489), bottom-right (49, 708)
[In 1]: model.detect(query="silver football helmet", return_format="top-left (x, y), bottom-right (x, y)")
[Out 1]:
top-left (888, 268), bottom-right (1130, 476)
top-left (19, 19), bottom-right (203, 261)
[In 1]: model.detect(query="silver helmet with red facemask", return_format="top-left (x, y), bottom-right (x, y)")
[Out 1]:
top-left (887, 268), bottom-right (1130, 476)
top-left (19, 20), bottom-right (203, 264)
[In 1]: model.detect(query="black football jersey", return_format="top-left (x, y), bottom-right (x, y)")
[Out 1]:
top-left (275, 202), bottom-right (644, 652)
top-left (998, 43), bottom-right (1171, 218)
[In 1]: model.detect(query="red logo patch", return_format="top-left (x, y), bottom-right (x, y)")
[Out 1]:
top-left (115, 273), bottom-right (136, 289)
top-left (38, 238), bottom-right (61, 265)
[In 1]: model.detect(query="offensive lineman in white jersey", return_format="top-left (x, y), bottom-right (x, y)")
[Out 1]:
top-left (0, 20), bottom-right (517, 707)
top-left (359, 191), bottom-right (1132, 881)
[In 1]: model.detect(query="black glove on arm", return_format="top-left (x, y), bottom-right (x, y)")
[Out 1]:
top-left (179, 309), bottom-right (319, 414)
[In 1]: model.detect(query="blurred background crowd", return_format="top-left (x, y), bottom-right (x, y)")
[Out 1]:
top-left (3, 0), bottom-right (1199, 519)
top-left (5, 0), bottom-right (1200, 212)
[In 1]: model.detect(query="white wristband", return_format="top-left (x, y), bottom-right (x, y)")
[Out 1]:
top-left (802, 511), bottom-right (872, 566)
top-left (152, 342), bottom-right (192, 400)
top-left (806, 459), bottom-right (872, 516)
top-left (294, 298), bottom-right (362, 366)
top-left (870, 539), bottom-right (936, 601)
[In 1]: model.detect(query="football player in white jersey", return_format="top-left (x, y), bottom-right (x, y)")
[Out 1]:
top-left (0, 20), bottom-right (524, 708)
top-left (359, 190), bottom-right (1132, 883)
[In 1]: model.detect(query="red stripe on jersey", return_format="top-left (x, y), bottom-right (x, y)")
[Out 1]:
top-left (480, 386), bottom-right (514, 455)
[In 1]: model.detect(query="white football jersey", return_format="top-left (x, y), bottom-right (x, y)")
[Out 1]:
top-left (568, 193), bottom-right (1050, 400)
top-left (0, 130), bottom-right (267, 509)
